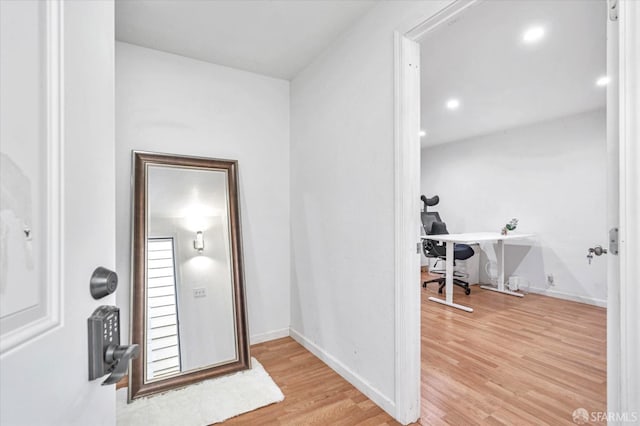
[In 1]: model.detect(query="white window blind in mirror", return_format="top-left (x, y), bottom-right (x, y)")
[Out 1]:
top-left (146, 238), bottom-right (181, 380)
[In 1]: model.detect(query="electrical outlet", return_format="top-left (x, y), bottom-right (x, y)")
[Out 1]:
top-left (547, 274), bottom-right (555, 287)
top-left (193, 288), bottom-right (206, 298)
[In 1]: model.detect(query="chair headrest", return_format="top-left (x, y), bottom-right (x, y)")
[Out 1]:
top-left (420, 195), bottom-right (439, 207)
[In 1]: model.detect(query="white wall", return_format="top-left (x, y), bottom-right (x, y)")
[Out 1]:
top-left (421, 109), bottom-right (608, 305)
top-left (116, 42), bottom-right (291, 345)
top-left (289, 0), bottom-right (452, 417)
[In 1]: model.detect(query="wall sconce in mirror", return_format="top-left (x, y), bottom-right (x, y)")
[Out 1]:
top-left (194, 231), bottom-right (205, 253)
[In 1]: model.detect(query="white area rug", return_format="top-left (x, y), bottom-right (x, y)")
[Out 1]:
top-left (117, 358), bottom-right (284, 425)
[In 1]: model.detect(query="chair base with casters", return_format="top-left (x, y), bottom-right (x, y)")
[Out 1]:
top-left (422, 274), bottom-right (471, 295)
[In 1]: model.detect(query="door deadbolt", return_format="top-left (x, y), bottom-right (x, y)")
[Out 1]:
top-left (90, 267), bottom-right (118, 299)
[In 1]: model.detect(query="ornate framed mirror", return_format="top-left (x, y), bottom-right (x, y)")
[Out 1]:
top-left (129, 151), bottom-right (250, 400)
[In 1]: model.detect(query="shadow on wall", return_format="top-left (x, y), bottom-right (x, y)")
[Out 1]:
top-left (479, 242), bottom-right (541, 288)
top-left (478, 240), bottom-right (606, 303)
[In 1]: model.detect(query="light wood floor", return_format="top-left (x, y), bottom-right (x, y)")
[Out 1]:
top-left (225, 337), bottom-right (397, 425)
top-left (420, 272), bottom-right (606, 425)
top-left (225, 273), bottom-right (606, 425)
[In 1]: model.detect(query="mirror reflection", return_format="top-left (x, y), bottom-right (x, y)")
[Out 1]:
top-left (145, 165), bottom-right (237, 382)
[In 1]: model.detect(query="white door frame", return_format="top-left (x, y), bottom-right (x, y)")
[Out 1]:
top-left (394, 0), bottom-right (640, 423)
top-left (614, 0), bottom-right (639, 419)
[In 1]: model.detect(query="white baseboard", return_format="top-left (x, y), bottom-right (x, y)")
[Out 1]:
top-left (527, 287), bottom-right (607, 308)
top-left (250, 328), bottom-right (290, 345)
top-left (289, 328), bottom-right (396, 418)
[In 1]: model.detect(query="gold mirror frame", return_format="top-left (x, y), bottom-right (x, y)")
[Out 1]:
top-left (129, 151), bottom-right (250, 400)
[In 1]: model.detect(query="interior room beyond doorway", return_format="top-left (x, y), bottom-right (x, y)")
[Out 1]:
top-left (417, 0), bottom-right (608, 424)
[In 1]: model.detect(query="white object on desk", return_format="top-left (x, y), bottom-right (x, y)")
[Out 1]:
top-left (421, 232), bottom-right (534, 313)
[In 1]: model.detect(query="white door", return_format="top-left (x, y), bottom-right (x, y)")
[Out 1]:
top-left (0, 1), bottom-right (116, 425)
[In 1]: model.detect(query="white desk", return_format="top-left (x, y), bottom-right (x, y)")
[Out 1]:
top-left (421, 232), bottom-right (534, 312)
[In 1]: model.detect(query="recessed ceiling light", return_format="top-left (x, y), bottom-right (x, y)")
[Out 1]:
top-left (596, 75), bottom-right (610, 87)
top-left (522, 26), bottom-right (545, 44)
top-left (419, 130), bottom-right (427, 137)
top-left (446, 99), bottom-right (460, 110)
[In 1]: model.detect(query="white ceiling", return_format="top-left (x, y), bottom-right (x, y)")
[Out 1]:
top-left (420, 0), bottom-right (607, 147)
top-left (115, 0), bottom-right (377, 80)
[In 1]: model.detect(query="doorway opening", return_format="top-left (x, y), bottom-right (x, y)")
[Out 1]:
top-left (397, 0), bottom-right (620, 423)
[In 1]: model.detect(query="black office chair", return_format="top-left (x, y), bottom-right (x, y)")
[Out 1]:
top-left (421, 195), bottom-right (474, 295)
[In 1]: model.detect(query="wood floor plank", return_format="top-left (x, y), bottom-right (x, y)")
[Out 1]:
top-left (225, 272), bottom-right (605, 424)
top-left (224, 337), bottom-right (397, 425)
top-left (421, 271), bottom-right (606, 425)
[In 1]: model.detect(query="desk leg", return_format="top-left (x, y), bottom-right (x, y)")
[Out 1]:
top-left (445, 242), bottom-right (454, 303)
top-left (480, 239), bottom-right (524, 297)
top-left (497, 239), bottom-right (505, 291)
top-left (428, 242), bottom-right (474, 312)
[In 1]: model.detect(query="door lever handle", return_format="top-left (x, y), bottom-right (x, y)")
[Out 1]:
top-left (101, 344), bottom-right (139, 385)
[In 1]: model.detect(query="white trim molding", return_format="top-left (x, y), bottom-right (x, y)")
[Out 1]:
top-left (405, 0), bottom-right (478, 41)
top-left (289, 328), bottom-right (396, 417)
top-left (527, 287), bottom-right (607, 308)
top-left (393, 31), bottom-right (421, 425)
top-left (616, 0), bottom-right (640, 418)
top-left (0, 0), bottom-right (64, 356)
top-left (249, 328), bottom-right (289, 346)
